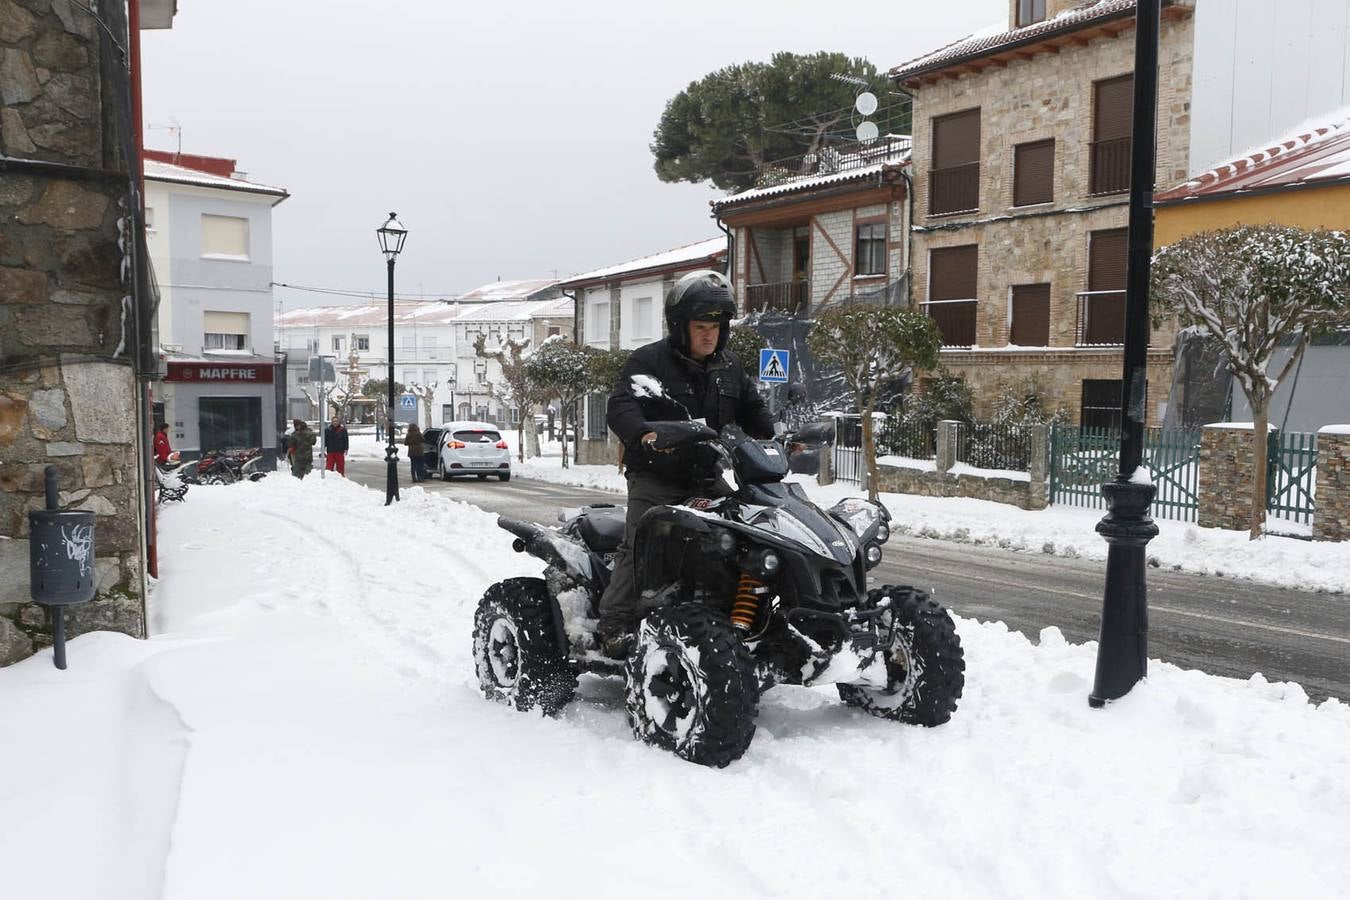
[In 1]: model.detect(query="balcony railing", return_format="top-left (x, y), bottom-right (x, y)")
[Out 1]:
top-left (1090, 136), bottom-right (1131, 195)
top-left (1076, 290), bottom-right (1126, 345)
top-left (745, 280), bottom-right (809, 317)
top-left (923, 298), bottom-right (978, 348)
top-left (753, 137), bottom-right (912, 188)
top-left (928, 163), bottom-right (980, 215)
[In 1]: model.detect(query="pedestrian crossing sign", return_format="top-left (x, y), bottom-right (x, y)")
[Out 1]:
top-left (399, 394), bottom-right (416, 409)
top-left (758, 348), bottom-right (789, 384)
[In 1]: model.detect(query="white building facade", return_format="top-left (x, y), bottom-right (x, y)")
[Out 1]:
top-left (143, 151), bottom-right (289, 462)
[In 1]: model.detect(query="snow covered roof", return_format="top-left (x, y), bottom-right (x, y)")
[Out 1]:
top-left (143, 159), bottom-right (289, 200)
top-left (1155, 107), bottom-right (1350, 204)
top-left (456, 278), bottom-right (561, 303)
top-left (711, 139), bottom-right (911, 212)
top-left (275, 296), bottom-right (572, 330)
top-left (557, 238), bottom-right (726, 289)
top-left (889, 1), bottom-right (1184, 84)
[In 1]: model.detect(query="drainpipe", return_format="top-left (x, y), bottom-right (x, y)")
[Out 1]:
top-left (714, 215), bottom-right (735, 311)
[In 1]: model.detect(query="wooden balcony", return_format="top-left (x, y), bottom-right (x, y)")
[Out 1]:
top-left (928, 163), bottom-right (980, 216)
top-left (1076, 290), bottom-right (1126, 345)
top-left (745, 280), bottom-right (809, 317)
top-left (924, 299), bottom-right (978, 348)
top-left (1090, 137), bottom-right (1131, 195)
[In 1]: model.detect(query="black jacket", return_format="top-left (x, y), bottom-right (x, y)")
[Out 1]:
top-left (607, 338), bottom-right (774, 482)
top-left (324, 423), bottom-right (349, 454)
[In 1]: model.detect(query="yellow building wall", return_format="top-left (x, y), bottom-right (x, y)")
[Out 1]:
top-left (1155, 184), bottom-right (1350, 245)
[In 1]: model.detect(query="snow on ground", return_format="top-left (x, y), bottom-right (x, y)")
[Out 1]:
top-left (511, 452), bottom-right (1350, 595)
top-left (2, 474), bottom-right (1348, 899)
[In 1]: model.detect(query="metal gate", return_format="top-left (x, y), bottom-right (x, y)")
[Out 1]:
top-left (1267, 431), bottom-right (1318, 524)
top-left (1050, 426), bottom-right (1201, 521)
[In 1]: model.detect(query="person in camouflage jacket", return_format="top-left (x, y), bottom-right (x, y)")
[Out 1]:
top-left (287, 419), bottom-right (317, 479)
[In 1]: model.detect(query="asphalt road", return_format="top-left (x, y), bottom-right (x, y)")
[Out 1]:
top-left (346, 458), bottom-right (1349, 702)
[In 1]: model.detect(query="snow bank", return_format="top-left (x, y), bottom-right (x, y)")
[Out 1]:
top-left (0, 474), bottom-right (1346, 898)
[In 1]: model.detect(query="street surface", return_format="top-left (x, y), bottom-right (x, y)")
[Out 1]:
top-left (346, 458), bottom-right (1350, 702)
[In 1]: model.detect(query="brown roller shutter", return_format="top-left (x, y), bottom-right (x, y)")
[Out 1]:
top-left (933, 109), bottom-right (980, 168)
top-left (1010, 283), bottom-right (1051, 346)
top-left (1094, 75), bottom-right (1133, 141)
top-left (1013, 139), bottom-right (1054, 207)
top-left (1089, 229), bottom-right (1128, 291)
top-left (930, 245), bottom-right (978, 300)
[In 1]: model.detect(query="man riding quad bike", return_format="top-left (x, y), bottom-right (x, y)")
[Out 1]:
top-left (471, 383), bottom-right (966, 767)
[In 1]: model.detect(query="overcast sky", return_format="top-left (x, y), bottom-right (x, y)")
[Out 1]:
top-left (140, 0), bottom-right (997, 307)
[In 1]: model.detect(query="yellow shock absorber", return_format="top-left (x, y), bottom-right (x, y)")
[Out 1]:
top-left (731, 573), bottom-right (765, 632)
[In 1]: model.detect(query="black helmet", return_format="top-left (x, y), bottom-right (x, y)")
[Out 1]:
top-left (665, 269), bottom-right (736, 356)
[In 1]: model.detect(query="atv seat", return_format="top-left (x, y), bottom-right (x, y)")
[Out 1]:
top-left (576, 508), bottom-right (625, 553)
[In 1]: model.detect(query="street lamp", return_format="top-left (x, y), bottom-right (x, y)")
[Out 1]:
top-left (377, 212), bottom-right (407, 506)
top-left (1089, 0), bottom-right (1160, 708)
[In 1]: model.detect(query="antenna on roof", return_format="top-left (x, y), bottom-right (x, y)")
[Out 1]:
top-left (148, 118), bottom-right (182, 157)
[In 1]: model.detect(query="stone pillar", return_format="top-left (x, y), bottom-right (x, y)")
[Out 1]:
top-left (817, 432), bottom-right (835, 486)
top-left (1312, 427), bottom-right (1350, 542)
top-left (1197, 424), bottom-right (1266, 531)
top-left (935, 420), bottom-right (961, 475)
top-left (1027, 423), bottom-right (1049, 510)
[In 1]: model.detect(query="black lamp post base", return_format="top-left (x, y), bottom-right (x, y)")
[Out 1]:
top-left (384, 445), bottom-right (400, 506)
top-left (1089, 478), bottom-right (1158, 707)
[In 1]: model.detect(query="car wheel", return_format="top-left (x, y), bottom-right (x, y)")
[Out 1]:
top-left (499, 471), bottom-right (511, 482)
top-left (477, 474), bottom-right (488, 480)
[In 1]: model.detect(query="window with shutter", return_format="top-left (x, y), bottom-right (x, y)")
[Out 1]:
top-left (1082, 229), bottom-right (1127, 344)
top-left (930, 108), bottom-right (981, 215)
top-left (854, 221), bottom-right (886, 276)
top-left (1017, 0), bottom-right (1046, 26)
top-left (1013, 139), bottom-right (1054, 207)
top-left (926, 245), bottom-right (979, 347)
top-left (1091, 75), bottom-right (1133, 195)
top-left (1010, 283), bottom-right (1051, 346)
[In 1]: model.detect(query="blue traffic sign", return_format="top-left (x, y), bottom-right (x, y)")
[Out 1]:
top-left (758, 348), bottom-right (789, 384)
top-left (399, 394), bottom-right (416, 409)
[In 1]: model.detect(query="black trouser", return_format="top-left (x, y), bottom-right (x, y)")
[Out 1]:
top-left (596, 471), bottom-right (692, 637)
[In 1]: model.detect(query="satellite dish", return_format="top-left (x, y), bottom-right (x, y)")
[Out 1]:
top-left (855, 121), bottom-right (880, 143)
top-left (855, 92), bottom-right (878, 116)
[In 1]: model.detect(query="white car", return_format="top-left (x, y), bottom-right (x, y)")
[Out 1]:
top-left (437, 421), bottom-right (511, 482)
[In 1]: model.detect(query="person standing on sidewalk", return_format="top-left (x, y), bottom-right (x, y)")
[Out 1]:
top-left (324, 413), bottom-right (349, 476)
top-left (153, 421), bottom-right (172, 465)
top-left (287, 419), bottom-right (317, 479)
top-left (404, 422), bottom-right (426, 482)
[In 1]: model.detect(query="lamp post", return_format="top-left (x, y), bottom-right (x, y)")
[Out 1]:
top-left (377, 212), bottom-right (407, 506)
top-left (1089, 0), bottom-right (1160, 708)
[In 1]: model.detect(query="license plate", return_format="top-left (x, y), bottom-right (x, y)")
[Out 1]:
top-left (468, 461), bottom-right (492, 467)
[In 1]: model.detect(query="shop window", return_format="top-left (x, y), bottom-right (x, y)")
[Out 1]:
top-left (199, 397), bottom-right (261, 453)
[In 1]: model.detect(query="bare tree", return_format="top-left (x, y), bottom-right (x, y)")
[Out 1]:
top-left (474, 333), bottom-right (542, 462)
top-left (1151, 225), bottom-right (1350, 539)
top-left (407, 381), bottom-right (438, 431)
top-left (525, 339), bottom-right (593, 469)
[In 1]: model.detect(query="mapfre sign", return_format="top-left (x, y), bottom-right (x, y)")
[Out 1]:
top-left (166, 362), bottom-right (275, 384)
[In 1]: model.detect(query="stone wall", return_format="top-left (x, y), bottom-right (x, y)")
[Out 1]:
top-left (0, 0), bottom-right (146, 666)
top-left (1196, 424), bottom-right (1263, 531)
top-left (1312, 428), bottom-right (1350, 542)
top-left (872, 421), bottom-right (1049, 510)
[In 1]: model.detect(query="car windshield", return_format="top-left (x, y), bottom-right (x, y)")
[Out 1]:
top-left (453, 430), bottom-right (501, 443)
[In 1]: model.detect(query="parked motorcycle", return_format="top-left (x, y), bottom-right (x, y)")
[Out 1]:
top-left (471, 381), bottom-right (964, 768)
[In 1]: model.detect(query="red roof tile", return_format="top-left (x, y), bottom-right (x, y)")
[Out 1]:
top-left (1155, 109), bottom-right (1350, 203)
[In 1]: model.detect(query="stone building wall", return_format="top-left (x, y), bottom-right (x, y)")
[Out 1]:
top-left (810, 209), bottom-right (854, 308)
top-left (1312, 428), bottom-right (1350, 542)
top-left (0, 0), bottom-right (147, 666)
top-left (906, 7), bottom-right (1195, 426)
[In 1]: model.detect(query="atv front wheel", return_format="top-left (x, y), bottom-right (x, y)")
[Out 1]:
top-left (472, 577), bottom-right (576, 714)
top-left (624, 606), bottom-right (758, 768)
top-left (837, 586), bottom-right (964, 726)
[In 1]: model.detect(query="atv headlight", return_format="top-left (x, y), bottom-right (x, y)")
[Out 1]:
top-left (875, 523), bottom-right (890, 544)
top-left (864, 542), bottom-right (882, 569)
top-left (760, 550), bottom-right (781, 575)
top-left (717, 531), bottom-right (737, 557)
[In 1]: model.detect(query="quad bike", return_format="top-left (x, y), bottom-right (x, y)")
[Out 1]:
top-left (472, 391), bottom-right (965, 768)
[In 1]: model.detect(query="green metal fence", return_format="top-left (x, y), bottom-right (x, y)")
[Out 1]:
top-left (1267, 430), bottom-right (1318, 524)
top-left (1050, 426), bottom-right (1201, 522)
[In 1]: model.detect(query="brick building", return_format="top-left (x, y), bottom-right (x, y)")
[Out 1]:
top-left (892, 0), bottom-right (1196, 427)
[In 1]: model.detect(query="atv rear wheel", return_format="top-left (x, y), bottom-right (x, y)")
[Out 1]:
top-left (624, 606), bottom-right (759, 768)
top-left (837, 586), bottom-right (964, 726)
top-left (472, 577), bottom-right (576, 714)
